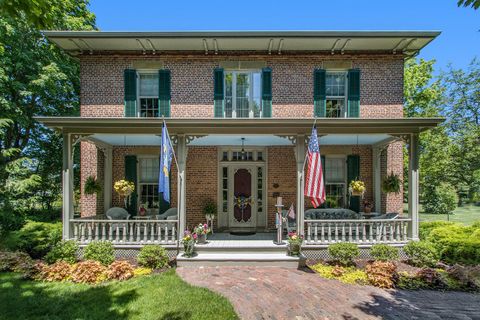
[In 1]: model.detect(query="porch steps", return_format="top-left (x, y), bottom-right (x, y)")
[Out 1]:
top-left (176, 252), bottom-right (304, 268)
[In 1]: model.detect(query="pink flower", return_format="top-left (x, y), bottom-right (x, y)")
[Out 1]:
top-left (193, 233), bottom-right (198, 239)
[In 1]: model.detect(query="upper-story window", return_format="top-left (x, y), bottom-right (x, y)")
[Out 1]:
top-left (325, 71), bottom-right (347, 118)
top-left (138, 72), bottom-right (159, 117)
top-left (224, 71), bottom-right (262, 118)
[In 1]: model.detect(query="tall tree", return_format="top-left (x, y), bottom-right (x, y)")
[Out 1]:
top-left (0, 1), bottom-right (95, 211)
top-left (458, 0), bottom-right (480, 9)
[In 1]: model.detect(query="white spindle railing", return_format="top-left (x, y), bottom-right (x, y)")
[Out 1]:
top-left (70, 219), bottom-right (178, 245)
top-left (304, 219), bottom-right (411, 245)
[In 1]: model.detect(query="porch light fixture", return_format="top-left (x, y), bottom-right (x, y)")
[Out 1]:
top-left (241, 137), bottom-right (246, 160)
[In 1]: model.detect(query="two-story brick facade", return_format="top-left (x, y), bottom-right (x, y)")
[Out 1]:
top-left (38, 31), bottom-right (442, 254)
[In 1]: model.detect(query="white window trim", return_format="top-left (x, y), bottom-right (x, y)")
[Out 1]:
top-left (137, 70), bottom-right (159, 118)
top-left (224, 70), bottom-right (262, 118)
top-left (326, 70), bottom-right (348, 118)
top-left (324, 155), bottom-right (347, 207)
top-left (137, 155), bottom-right (160, 212)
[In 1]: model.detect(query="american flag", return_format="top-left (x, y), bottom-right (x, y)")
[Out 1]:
top-left (304, 126), bottom-right (326, 208)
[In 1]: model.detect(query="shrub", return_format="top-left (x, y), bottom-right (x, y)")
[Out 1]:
top-left (396, 271), bottom-right (429, 290)
top-left (14, 221), bottom-right (62, 258)
top-left (370, 244), bottom-right (399, 261)
top-left (133, 267), bottom-right (153, 277)
top-left (419, 221), bottom-right (456, 240)
top-left (137, 245), bottom-right (169, 269)
top-left (404, 241), bottom-right (439, 267)
top-left (0, 210), bottom-right (25, 234)
top-left (328, 243), bottom-right (359, 266)
top-left (423, 183), bottom-right (458, 215)
top-left (39, 261), bottom-right (72, 282)
top-left (365, 261), bottom-right (398, 289)
top-left (447, 264), bottom-right (480, 291)
top-left (310, 263), bottom-right (368, 285)
top-left (425, 225), bottom-right (480, 265)
top-left (0, 251), bottom-right (34, 273)
top-left (107, 260), bottom-right (134, 281)
top-left (71, 260), bottom-right (107, 284)
top-left (83, 241), bottom-right (115, 266)
top-left (415, 268), bottom-right (445, 288)
top-left (45, 240), bottom-right (79, 264)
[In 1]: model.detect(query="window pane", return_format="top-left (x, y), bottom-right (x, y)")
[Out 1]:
top-left (140, 98), bottom-right (159, 117)
top-left (139, 73), bottom-right (159, 96)
top-left (326, 158), bottom-right (345, 183)
top-left (325, 184), bottom-right (345, 208)
top-left (252, 72), bottom-right (262, 117)
top-left (236, 73), bottom-right (250, 118)
top-left (140, 158), bottom-right (159, 183)
top-left (326, 99), bottom-right (345, 118)
top-left (326, 73), bottom-right (346, 97)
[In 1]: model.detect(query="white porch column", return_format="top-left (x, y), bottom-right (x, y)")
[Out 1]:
top-left (62, 132), bottom-right (74, 240)
top-left (103, 146), bottom-right (113, 211)
top-left (408, 133), bottom-right (420, 240)
top-left (177, 135), bottom-right (187, 240)
top-left (295, 135), bottom-right (306, 236)
top-left (372, 147), bottom-right (382, 214)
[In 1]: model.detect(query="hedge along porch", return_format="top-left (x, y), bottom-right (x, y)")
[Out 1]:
top-left (37, 117), bottom-right (442, 246)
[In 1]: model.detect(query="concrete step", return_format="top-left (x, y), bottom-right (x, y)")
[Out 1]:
top-left (193, 244), bottom-right (287, 254)
top-left (177, 252), bottom-right (305, 268)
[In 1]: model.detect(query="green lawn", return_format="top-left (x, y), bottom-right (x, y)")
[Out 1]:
top-left (406, 203), bottom-right (480, 225)
top-left (0, 270), bottom-right (238, 320)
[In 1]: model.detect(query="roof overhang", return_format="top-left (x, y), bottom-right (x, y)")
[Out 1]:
top-left (42, 30), bottom-right (440, 55)
top-left (35, 117), bottom-right (444, 136)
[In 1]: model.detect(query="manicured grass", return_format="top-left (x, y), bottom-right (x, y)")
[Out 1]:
top-left (419, 204), bottom-right (480, 225)
top-left (0, 270), bottom-right (238, 320)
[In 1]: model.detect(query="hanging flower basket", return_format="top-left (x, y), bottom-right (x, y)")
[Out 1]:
top-left (114, 179), bottom-right (135, 208)
top-left (349, 180), bottom-right (366, 197)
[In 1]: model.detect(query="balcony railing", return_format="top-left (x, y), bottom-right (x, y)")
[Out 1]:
top-left (70, 219), bottom-right (178, 245)
top-left (304, 219), bottom-right (411, 245)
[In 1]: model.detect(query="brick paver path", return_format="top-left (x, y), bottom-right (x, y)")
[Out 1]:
top-left (177, 266), bottom-right (480, 320)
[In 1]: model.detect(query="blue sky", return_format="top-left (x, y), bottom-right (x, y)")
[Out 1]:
top-left (90, 0), bottom-right (479, 72)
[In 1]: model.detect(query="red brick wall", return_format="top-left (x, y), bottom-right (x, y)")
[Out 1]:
top-left (381, 141), bottom-right (404, 215)
top-left (80, 141), bottom-right (104, 217)
top-left (79, 54), bottom-right (404, 119)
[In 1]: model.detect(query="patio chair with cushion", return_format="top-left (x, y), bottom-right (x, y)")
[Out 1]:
top-left (105, 207), bottom-right (130, 232)
top-left (156, 207), bottom-right (178, 220)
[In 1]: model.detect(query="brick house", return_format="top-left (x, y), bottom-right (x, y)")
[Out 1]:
top-left (37, 31), bottom-right (442, 263)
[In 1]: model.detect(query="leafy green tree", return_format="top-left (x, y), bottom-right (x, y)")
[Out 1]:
top-left (458, 0), bottom-right (480, 9)
top-left (0, 2), bottom-right (95, 218)
top-left (441, 60), bottom-right (480, 202)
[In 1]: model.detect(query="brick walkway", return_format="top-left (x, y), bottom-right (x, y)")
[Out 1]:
top-left (177, 266), bottom-right (480, 320)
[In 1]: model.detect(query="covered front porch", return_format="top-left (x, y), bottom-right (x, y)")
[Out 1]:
top-left (37, 117), bottom-right (442, 247)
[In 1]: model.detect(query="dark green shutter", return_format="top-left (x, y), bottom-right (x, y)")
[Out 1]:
top-left (124, 155), bottom-right (138, 215)
top-left (347, 155), bottom-right (361, 212)
top-left (261, 67), bottom-right (272, 118)
top-left (124, 69), bottom-right (137, 117)
top-left (214, 68), bottom-right (224, 117)
top-left (347, 69), bottom-right (360, 118)
top-left (313, 69), bottom-right (326, 117)
top-left (158, 69), bottom-right (171, 117)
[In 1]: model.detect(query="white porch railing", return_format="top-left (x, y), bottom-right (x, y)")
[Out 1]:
top-left (70, 219), bottom-right (178, 245)
top-left (305, 219), bottom-right (411, 245)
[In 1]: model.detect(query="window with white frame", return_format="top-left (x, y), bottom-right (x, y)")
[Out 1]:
top-left (225, 71), bottom-right (262, 118)
top-left (325, 72), bottom-right (347, 118)
top-left (138, 72), bottom-right (159, 117)
top-left (325, 156), bottom-right (346, 208)
top-left (138, 157), bottom-right (159, 209)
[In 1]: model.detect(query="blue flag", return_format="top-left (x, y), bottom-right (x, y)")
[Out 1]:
top-left (159, 123), bottom-right (173, 203)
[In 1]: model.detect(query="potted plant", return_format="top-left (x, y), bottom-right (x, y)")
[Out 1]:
top-left (138, 202), bottom-right (148, 216)
top-left (382, 172), bottom-right (401, 194)
top-left (362, 199), bottom-right (373, 213)
top-left (114, 179), bottom-right (135, 208)
top-left (349, 180), bottom-right (366, 197)
top-left (181, 231), bottom-right (196, 257)
top-left (287, 232), bottom-right (304, 256)
top-left (193, 223), bottom-right (210, 244)
top-left (203, 199), bottom-right (217, 220)
top-left (84, 175), bottom-right (102, 196)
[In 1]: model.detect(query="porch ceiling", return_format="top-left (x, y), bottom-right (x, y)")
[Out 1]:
top-left (89, 133), bottom-right (394, 146)
top-left (35, 117), bottom-right (444, 136)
